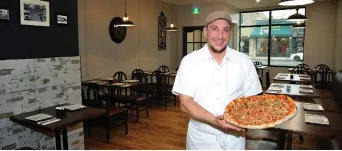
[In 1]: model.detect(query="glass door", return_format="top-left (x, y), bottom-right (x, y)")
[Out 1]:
top-left (183, 26), bottom-right (206, 57)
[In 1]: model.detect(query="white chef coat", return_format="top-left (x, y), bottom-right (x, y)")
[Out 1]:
top-left (172, 44), bottom-right (262, 150)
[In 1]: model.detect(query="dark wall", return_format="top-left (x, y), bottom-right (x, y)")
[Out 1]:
top-left (0, 0), bottom-right (78, 60)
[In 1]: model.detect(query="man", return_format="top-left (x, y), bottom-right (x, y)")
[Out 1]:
top-left (172, 11), bottom-right (262, 150)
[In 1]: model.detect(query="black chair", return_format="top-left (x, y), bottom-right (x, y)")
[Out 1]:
top-left (131, 69), bottom-right (144, 79)
top-left (291, 64), bottom-right (312, 84)
top-left (158, 73), bottom-right (172, 110)
top-left (113, 71), bottom-right (128, 81)
top-left (113, 71), bottom-right (128, 95)
top-left (314, 66), bottom-right (335, 89)
top-left (253, 61), bottom-right (263, 66)
top-left (83, 83), bottom-right (128, 143)
top-left (265, 69), bottom-right (271, 88)
top-left (291, 63), bottom-right (311, 74)
top-left (114, 73), bottom-right (150, 122)
top-left (315, 64), bottom-right (331, 71)
top-left (254, 61), bottom-right (264, 87)
top-left (158, 65), bottom-right (170, 73)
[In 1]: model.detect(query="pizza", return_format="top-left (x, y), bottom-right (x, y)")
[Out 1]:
top-left (224, 94), bottom-right (297, 129)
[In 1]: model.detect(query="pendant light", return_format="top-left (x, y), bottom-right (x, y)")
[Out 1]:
top-left (166, 0), bottom-right (178, 32)
top-left (287, 7), bottom-right (307, 22)
top-left (279, 0), bottom-right (314, 6)
top-left (117, 0), bottom-right (134, 27)
top-left (293, 22), bottom-right (306, 29)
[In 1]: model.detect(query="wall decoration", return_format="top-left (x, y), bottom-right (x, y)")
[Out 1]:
top-left (0, 8), bottom-right (9, 20)
top-left (109, 17), bottom-right (127, 43)
top-left (158, 11), bottom-right (166, 51)
top-left (20, 0), bottom-right (50, 27)
top-left (57, 14), bottom-right (67, 25)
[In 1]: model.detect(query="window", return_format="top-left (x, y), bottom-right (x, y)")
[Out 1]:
top-left (239, 8), bottom-right (306, 67)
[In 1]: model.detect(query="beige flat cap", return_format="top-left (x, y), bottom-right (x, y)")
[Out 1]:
top-left (206, 11), bottom-right (232, 26)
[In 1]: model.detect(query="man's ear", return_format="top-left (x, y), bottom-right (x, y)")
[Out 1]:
top-left (203, 26), bottom-right (207, 38)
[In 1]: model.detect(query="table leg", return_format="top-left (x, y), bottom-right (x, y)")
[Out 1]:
top-left (277, 131), bottom-right (286, 149)
top-left (287, 133), bottom-right (293, 150)
top-left (55, 130), bottom-right (62, 150)
top-left (62, 128), bottom-right (68, 150)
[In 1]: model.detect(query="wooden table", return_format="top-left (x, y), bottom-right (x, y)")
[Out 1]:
top-left (273, 73), bottom-right (311, 83)
top-left (10, 105), bottom-right (106, 150)
top-left (266, 83), bottom-right (320, 98)
top-left (296, 97), bottom-right (342, 113)
top-left (256, 65), bottom-right (268, 70)
top-left (269, 102), bottom-right (342, 149)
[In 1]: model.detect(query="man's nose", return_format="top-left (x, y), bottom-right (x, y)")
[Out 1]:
top-left (219, 30), bottom-right (224, 38)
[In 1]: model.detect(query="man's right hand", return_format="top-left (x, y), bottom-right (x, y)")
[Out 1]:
top-left (211, 115), bottom-right (243, 132)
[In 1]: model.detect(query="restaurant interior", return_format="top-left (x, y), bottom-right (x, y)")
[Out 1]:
top-left (0, 0), bottom-right (342, 150)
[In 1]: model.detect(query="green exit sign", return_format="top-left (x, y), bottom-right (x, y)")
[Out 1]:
top-left (192, 5), bottom-right (200, 14)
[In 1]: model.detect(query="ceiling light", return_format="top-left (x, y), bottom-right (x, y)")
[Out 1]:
top-left (279, 0), bottom-right (314, 6)
top-left (166, 0), bottom-right (178, 32)
top-left (117, 0), bottom-right (134, 27)
top-left (292, 22), bottom-right (306, 29)
top-left (287, 8), bottom-right (307, 22)
top-left (166, 23), bottom-right (178, 31)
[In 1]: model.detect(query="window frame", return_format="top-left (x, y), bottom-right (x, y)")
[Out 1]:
top-left (239, 7), bottom-right (306, 67)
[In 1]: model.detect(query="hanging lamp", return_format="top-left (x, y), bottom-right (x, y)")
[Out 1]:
top-left (117, 0), bottom-right (134, 27)
top-left (287, 7), bottom-right (307, 22)
top-left (279, 0), bottom-right (314, 6)
top-left (166, 0), bottom-right (178, 32)
top-left (293, 22), bottom-right (306, 29)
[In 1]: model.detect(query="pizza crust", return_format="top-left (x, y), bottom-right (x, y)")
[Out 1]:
top-left (224, 95), bottom-right (297, 129)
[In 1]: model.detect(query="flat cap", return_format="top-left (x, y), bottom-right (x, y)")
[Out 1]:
top-left (206, 11), bottom-right (232, 26)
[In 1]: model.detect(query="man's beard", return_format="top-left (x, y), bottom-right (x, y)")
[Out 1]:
top-left (208, 43), bottom-right (227, 54)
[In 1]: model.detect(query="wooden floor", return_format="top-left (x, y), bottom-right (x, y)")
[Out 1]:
top-left (85, 104), bottom-right (188, 150)
top-left (85, 101), bottom-right (335, 150)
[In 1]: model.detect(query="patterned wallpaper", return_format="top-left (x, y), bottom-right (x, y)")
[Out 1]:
top-left (0, 56), bottom-right (84, 150)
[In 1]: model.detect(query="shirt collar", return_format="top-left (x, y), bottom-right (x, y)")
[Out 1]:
top-left (202, 44), bottom-right (233, 61)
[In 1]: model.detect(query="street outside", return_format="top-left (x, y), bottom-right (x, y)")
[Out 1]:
top-left (251, 56), bottom-right (303, 66)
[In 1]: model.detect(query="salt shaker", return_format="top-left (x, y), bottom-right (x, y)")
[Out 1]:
top-left (286, 85), bottom-right (291, 92)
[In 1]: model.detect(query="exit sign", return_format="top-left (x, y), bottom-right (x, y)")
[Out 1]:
top-left (192, 4), bottom-right (200, 14)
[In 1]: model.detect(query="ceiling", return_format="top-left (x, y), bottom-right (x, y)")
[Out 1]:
top-left (160, 0), bottom-right (331, 9)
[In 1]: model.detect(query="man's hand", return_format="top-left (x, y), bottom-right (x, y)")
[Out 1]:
top-left (211, 115), bottom-right (243, 132)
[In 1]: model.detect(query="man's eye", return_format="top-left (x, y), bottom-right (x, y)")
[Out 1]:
top-left (211, 27), bottom-right (218, 31)
top-left (224, 28), bottom-right (230, 32)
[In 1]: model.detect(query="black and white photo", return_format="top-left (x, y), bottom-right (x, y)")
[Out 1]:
top-left (20, 0), bottom-right (50, 27)
top-left (57, 15), bottom-right (67, 24)
top-left (0, 9), bottom-right (9, 20)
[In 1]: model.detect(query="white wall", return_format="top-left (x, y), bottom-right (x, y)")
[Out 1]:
top-left (78, 0), bottom-right (178, 80)
top-left (335, 0), bottom-right (342, 71)
top-left (304, 1), bottom-right (337, 68)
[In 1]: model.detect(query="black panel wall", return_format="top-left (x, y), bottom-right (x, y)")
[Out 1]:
top-left (0, 0), bottom-right (78, 60)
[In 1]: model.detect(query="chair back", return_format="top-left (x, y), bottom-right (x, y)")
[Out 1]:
top-left (315, 66), bottom-right (335, 89)
top-left (315, 64), bottom-right (331, 70)
top-left (333, 71), bottom-right (342, 101)
top-left (266, 69), bottom-right (271, 88)
top-left (150, 70), bottom-right (162, 84)
top-left (113, 71), bottom-right (127, 81)
top-left (83, 83), bottom-right (105, 108)
top-left (132, 72), bottom-right (148, 96)
top-left (131, 69), bottom-right (144, 79)
top-left (158, 65), bottom-right (170, 73)
top-left (253, 61), bottom-right (263, 66)
top-left (291, 63), bottom-right (311, 74)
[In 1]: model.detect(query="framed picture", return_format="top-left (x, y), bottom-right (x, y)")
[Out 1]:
top-left (57, 14), bottom-right (67, 25)
top-left (20, 0), bottom-right (50, 27)
top-left (0, 8), bottom-right (9, 20)
top-left (158, 11), bottom-right (166, 51)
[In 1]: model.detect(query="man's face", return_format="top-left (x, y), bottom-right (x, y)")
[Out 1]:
top-left (204, 19), bottom-right (231, 53)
